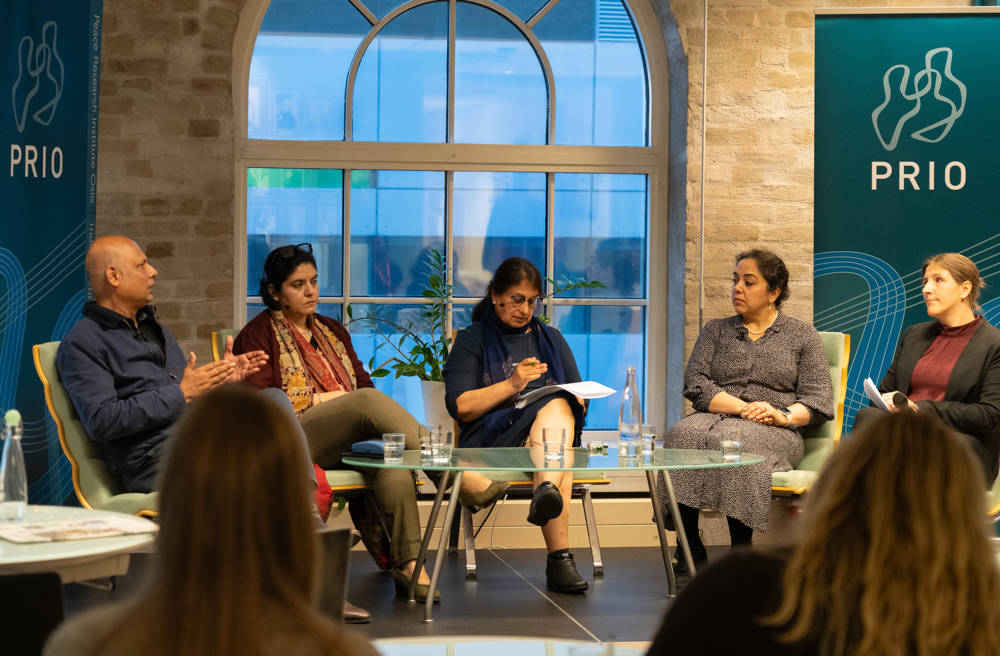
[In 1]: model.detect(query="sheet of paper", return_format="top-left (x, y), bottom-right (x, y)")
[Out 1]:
top-left (514, 381), bottom-right (617, 409)
top-left (864, 377), bottom-right (891, 411)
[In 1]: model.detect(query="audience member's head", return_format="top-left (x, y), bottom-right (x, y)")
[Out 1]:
top-left (922, 252), bottom-right (985, 312)
top-left (125, 385), bottom-right (343, 654)
top-left (259, 242), bottom-right (317, 310)
top-left (766, 410), bottom-right (1000, 655)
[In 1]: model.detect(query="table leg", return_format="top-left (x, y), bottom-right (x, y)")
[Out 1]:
top-left (410, 470), bottom-right (451, 603)
top-left (660, 470), bottom-right (696, 577)
top-left (424, 471), bottom-right (463, 623)
top-left (645, 470), bottom-right (676, 596)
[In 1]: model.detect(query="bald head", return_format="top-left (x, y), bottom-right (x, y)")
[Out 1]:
top-left (86, 236), bottom-right (157, 317)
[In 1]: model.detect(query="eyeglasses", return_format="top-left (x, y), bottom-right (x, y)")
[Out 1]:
top-left (506, 293), bottom-right (543, 308)
top-left (266, 242), bottom-right (312, 267)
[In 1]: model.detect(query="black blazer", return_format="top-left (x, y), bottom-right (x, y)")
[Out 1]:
top-left (880, 319), bottom-right (1000, 483)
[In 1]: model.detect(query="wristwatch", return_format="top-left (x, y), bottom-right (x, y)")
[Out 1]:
top-left (779, 407), bottom-right (794, 427)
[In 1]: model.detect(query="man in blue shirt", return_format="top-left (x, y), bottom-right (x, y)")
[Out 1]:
top-left (57, 236), bottom-right (268, 493)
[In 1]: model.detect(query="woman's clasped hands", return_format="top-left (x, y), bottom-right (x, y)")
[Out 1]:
top-left (739, 400), bottom-right (786, 426)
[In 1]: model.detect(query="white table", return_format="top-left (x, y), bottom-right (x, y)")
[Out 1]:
top-left (375, 636), bottom-right (646, 656)
top-left (0, 505), bottom-right (155, 583)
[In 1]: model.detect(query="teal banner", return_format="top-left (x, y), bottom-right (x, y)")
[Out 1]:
top-left (1, 2), bottom-right (101, 503)
top-left (815, 12), bottom-right (1000, 431)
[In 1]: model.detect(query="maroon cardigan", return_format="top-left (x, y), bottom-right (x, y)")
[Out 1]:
top-left (233, 311), bottom-right (374, 399)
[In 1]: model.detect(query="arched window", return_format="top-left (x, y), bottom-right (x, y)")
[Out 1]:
top-left (234, 0), bottom-right (670, 433)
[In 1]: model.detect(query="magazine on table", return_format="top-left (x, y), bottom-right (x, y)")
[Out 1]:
top-left (514, 381), bottom-right (616, 409)
top-left (0, 515), bottom-right (158, 544)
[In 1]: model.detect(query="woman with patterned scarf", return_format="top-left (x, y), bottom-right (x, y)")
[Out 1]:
top-left (234, 243), bottom-right (509, 605)
top-left (443, 257), bottom-right (590, 594)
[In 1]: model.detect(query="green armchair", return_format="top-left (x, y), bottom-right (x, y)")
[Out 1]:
top-left (33, 341), bottom-right (158, 517)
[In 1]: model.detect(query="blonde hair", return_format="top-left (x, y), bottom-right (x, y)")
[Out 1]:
top-left (923, 252), bottom-right (986, 311)
top-left (104, 385), bottom-right (343, 656)
top-left (763, 410), bottom-right (1000, 656)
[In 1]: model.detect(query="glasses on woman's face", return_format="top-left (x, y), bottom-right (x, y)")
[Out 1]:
top-left (506, 293), bottom-right (543, 308)
top-left (266, 242), bottom-right (313, 267)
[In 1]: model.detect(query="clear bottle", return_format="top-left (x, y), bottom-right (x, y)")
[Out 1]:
top-left (0, 409), bottom-right (27, 521)
top-left (618, 366), bottom-right (642, 459)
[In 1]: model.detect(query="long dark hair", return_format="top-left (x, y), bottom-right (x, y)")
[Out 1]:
top-left (471, 257), bottom-right (543, 321)
top-left (735, 249), bottom-right (789, 308)
top-left (258, 243), bottom-right (317, 311)
top-left (105, 385), bottom-right (345, 655)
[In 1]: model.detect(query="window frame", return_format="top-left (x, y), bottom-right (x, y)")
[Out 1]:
top-left (233, 0), bottom-right (671, 435)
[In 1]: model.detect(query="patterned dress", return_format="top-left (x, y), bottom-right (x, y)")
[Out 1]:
top-left (660, 313), bottom-right (834, 532)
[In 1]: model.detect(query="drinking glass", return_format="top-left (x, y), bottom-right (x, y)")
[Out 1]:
top-left (431, 429), bottom-right (453, 464)
top-left (720, 439), bottom-right (742, 462)
top-left (639, 424), bottom-right (656, 456)
top-left (542, 427), bottom-right (566, 462)
top-left (420, 424), bottom-right (440, 462)
top-left (382, 433), bottom-right (405, 463)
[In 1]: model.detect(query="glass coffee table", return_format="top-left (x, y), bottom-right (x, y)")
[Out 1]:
top-left (343, 447), bottom-right (762, 622)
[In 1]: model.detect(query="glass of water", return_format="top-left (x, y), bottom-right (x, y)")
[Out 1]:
top-left (720, 439), bottom-right (742, 462)
top-left (542, 427), bottom-right (566, 463)
top-left (420, 424), bottom-right (440, 462)
top-left (639, 424), bottom-right (656, 456)
top-left (382, 433), bottom-right (405, 463)
top-left (431, 429), bottom-right (453, 464)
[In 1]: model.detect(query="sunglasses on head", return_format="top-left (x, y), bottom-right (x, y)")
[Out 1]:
top-left (266, 242), bottom-right (313, 266)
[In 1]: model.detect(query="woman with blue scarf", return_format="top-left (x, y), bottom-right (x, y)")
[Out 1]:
top-left (443, 258), bottom-right (588, 594)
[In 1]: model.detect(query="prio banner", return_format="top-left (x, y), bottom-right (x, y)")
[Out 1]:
top-left (1, 2), bottom-right (102, 504)
top-left (814, 11), bottom-right (1000, 432)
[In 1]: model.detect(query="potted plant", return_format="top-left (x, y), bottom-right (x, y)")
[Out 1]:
top-left (347, 249), bottom-right (604, 425)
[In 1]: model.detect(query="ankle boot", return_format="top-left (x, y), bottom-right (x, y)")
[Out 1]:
top-left (546, 551), bottom-right (589, 593)
top-left (674, 504), bottom-right (707, 575)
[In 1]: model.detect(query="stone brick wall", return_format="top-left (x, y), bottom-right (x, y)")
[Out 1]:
top-left (96, 0), bottom-right (244, 361)
top-left (668, 0), bottom-right (969, 358)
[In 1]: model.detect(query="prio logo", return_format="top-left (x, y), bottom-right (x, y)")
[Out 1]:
top-left (9, 20), bottom-right (64, 178)
top-left (12, 21), bottom-right (63, 133)
top-left (870, 47), bottom-right (967, 191)
top-left (872, 47), bottom-right (965, 152)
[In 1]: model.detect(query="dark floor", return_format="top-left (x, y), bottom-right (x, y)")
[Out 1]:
top-left (63, 545), bottom-right (734, 644)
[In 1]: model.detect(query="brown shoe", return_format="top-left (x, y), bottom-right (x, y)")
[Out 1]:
top-left (459, 480), bottom-right (511, 512)
top-left (343, 600), bottom-right (371, 624)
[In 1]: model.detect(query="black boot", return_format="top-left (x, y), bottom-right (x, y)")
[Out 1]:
top-left (673, 504), bottom-right (707, 576)
top-left (727, 515), bottom-right (754, 547)
top-left (546, 551), bottom-right (589, 593)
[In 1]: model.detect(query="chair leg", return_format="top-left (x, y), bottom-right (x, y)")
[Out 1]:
top-left (579, 485), bottom-right (604, 578)
top-left (462, 505), bottom-right (477, 579)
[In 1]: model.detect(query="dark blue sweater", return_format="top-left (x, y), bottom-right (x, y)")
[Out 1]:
top-left (56, 302), bottom-right (187, 478)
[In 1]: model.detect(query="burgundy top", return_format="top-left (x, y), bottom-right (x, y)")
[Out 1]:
top-left (908, 316), bottom-right (982, 402)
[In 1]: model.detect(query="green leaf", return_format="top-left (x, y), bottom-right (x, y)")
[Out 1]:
top-left (370, 368), bottom-right (390, 378)
top-left (346, 304), bottom-right (354, 319)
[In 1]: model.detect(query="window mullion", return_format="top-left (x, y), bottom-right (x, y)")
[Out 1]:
top-left (447, 0), bottom-right (456, 144)
top-left (343, 169), bottom-right (352, 318)
top-left (545, 172), bottom-right (555, 312)
top-left (445, 170), bottom-right (454, 341)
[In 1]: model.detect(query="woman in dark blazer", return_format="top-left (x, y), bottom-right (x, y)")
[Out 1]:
top-left (856, 253), bottom-right (1000, 484)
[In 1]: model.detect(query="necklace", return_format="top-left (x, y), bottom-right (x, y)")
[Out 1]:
top-left (743, 309), bottom-right (778, 335)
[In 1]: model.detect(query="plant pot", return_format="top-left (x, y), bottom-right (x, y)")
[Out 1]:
top-left (420, 379), bottom-right (451, 428)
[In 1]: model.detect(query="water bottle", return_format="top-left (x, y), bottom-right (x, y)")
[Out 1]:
top-left (0, 409), bottom-right (27, 521)
top-left (618, 366), bottom-right (642, 461)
